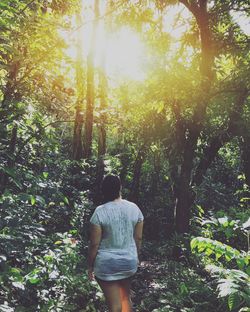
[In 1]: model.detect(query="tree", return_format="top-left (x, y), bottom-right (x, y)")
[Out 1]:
top-left (83, 0), bottom-right (99, 159)
top-left (0, 0), bottom-right (76, 193)
top-left (72, 12), bottom-right (85, 160)
top-left (115, 0), bottom-right (250, 233)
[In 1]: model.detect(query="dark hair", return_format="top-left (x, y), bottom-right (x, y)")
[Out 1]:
top-left (101, 174), bottom-right (121, 203)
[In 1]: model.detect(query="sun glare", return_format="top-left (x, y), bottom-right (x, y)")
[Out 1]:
top-left (104, 27), bottom-right (146, 82)
top-left (60, 2), bottom-right (194, 83)
top-left (60, 2), bottom-right (146, 83)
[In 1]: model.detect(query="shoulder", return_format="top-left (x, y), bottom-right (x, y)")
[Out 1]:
top-left (122, 199), bottom-right (139, 209)
top-left (94, 204), bottom-right (105, 213)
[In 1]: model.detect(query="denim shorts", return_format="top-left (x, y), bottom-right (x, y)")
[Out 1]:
top-left (94, 253), bottom-right (138, 281)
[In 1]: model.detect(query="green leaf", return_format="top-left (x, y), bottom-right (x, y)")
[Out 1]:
top-left (3, 167), bottom-right (22, 190)
top-left (157, 101), bottom-right (165, 113)
top-left (236, 259), bottom-right (245, 270)
top-left (28, 277), bottom-right (40, 285)
top-left (179, 282), bottom-right (188, 295)
top-left (218, 217), bottom-right (228, 227)
top-left (69, 229), bottom-right (78, 235)
top-left (30, 195), bottom-right (36, 205)
top-left (246, 266), bottom-right (250, 276)
top-left (25, 268), bottom-right (41, 285)
top-left (240, 198), bottom-right (250, 203)
top-left (190, 238), bottom-right (197, 250)
top-left (228, 292), bottom-right (241, 311)
top-left (10, 267), bottom-right (23, 282)
top-left (64, 196), bottom-right (69, 205)
top-left (205, 248), bottom-right (213, 256)
top-left (42, 172), bottom-right (49, 178)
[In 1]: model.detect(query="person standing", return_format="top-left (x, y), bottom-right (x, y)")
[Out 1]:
top-left (88, 174), bottom-right (144, 312)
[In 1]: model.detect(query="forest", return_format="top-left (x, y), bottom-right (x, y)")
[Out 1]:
top-left (0, 0), bottom-right (250, 311)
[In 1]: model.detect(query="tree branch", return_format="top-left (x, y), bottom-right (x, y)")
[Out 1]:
top-left (20, 0), bottom-right (37, 14)
top-left (192, 89), bottom-right (248, 186)
top-left (179, 0), bottom-right (201, 20)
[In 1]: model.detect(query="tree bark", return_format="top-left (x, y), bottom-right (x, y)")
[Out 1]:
top-left (96, 55), bottom-right (108, 194)
top-left (242, 135), bottom-right (250, 187)
top-left (83, 0), bottom-right (99, 159)
top-left (72, 12), bottom-right (85, 160)
top-left (175, 133), bottom-right (197, 233)
top-left (175, 0), bottom-right (214, 234)
top-left (169, 99), bottom-right (186, 198)
top-left (151, 149), bottom-right (161, 196)
top-left (96, 0), bottom-right (110, 190)
top-left (129, 147), bottom-right (146, 203)
top-left (97, 55), bottom-right (108, 159)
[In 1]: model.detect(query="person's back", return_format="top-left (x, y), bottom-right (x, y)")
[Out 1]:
top-left (87, 174), bottom-right (144, 311)
top-left (90, 198), bottom-right (143, 280)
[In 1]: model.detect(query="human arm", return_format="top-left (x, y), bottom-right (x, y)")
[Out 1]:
top-left (87, 223), bottom-right (102, 280)
top-left (134, 221), bottom-right (143, 264)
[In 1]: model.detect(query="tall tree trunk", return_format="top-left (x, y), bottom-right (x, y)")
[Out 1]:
top-left (96, 0), bottom-right (110, 192)
top-left (96, 63), bottom-right (108, 184)
top-left (95, 50), bottom-right (108, 203)
top-left (151, 149), bottom-right (161, 196)
top-left (129, 147), bottom-right (146, 203)
top-left (83, 0), bottom-right (99, 159)
top-left (175, 0), bottom-right (214, 233)
top-left (97, 65), bottom-right (107, 158)
top-left (242, 135), bottom-right (250, 187)
top-left (72, 12), bottom-right (85, 160)
top-left (175, 135), bottom-right (197, 233)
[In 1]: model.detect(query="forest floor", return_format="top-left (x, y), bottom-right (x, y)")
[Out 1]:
top-left (96, 241), bottom-right (221, 312)
top-left (132, 254), bottom-right (220, 311)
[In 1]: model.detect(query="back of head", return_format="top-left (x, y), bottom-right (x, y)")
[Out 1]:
top-left (101, 174), bottom-right (121, 203)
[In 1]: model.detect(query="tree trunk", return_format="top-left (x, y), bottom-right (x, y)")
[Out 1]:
top-left (175, 135), bottom-right (197, 233)
top-left (83, 0), bottom-right (99, 159)
top-left (97, 59), bottom-right (108, 159)
top-left (151, 149), bottom-right (161, 196)
top-left (129, 147), bottom-right (146, 203)
top-left (72, 12), bottom-right (85, 160)
top-left (242, 135), bottom-right (250, 187)
top-left (175, 0), bottom-right (214, 233)
top-left (96, 64), bottom-right (108, 191)
top-left (96, 0), bottom-right (109, 189)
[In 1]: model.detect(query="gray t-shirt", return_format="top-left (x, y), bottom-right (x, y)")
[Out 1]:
top-left (90, 199), bottom-right (144, 281)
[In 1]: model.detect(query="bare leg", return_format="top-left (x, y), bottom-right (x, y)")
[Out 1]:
top-left (96, 277), bottom-right (133, 312)
top-left (96, 277), bottom-right (122, 312)
top-left (119, 277), bottom-right (133, 312)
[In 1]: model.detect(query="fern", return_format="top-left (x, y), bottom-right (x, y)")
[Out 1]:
top-left (191, 237), bottom-right (249, 270)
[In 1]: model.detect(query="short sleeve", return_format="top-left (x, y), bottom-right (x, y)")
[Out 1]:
top-left (137, 207), bottom-right (144, 223)
top-left (90, 209), bottom-right (101, 226)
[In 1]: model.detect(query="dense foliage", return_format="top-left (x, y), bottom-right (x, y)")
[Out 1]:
top-left (0, 0), bottom-right (249, 311)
